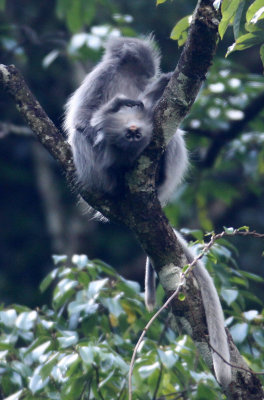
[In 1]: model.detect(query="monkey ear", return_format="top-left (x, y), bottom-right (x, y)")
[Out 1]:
top-left (93, 130), bottom-right (104, 147)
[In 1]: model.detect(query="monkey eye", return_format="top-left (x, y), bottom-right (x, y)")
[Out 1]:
top-left (126, 126), bottom-right (142, 141)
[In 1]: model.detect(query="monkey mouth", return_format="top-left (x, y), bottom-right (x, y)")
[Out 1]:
top-left (109, 136), bottom-right (149, 166)
top-left (125, 126), bottom-right (142, 141)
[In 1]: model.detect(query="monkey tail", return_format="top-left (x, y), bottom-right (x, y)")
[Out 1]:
top-left (194, 261), bottom-right (232, 386)
top-left (174, 231), bottom-right (232, 387)
top-left (145, 258), bottom-right (156, 311)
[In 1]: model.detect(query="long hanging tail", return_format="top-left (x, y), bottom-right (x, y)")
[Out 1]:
top-left (174, 231), bottom-right (232, 387)
top-left (144, 231), bottom-right (232, 386)
top-left (145, 258), bottom-right (156, 311)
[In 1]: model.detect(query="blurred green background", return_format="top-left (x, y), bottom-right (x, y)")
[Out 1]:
top-left (0, 0), bottom-right (263, 307)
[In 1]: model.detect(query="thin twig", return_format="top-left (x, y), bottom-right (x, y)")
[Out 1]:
top-left (206, 335), bottom-right (264, 376)
top-left (201, 91), bottom-right (264, 168)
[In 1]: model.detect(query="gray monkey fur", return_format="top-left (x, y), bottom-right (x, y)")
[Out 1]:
top-left (64, 36), bottom-right (187, 200)
top-left (64, 36), bottom-right (231, 386)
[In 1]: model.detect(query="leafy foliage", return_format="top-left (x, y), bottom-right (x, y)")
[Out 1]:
top-left (169, 0), bottom-right (264, 68)
top-left (56, 0), bottom-right (97, 33)
top-left (170, 15), bottom-right (191, 45)
top-left (165, 57), bottom-right (264, 234)
top-left (0, 246), bottom-right (263, 400)
top-left (0, 0), bottom-right (264, 397)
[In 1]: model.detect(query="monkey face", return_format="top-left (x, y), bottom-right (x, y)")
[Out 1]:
top-left (103, 107), bottom-right (153, 165)
top-left (106, 107), bottom-right (152, 146)
top-left (93, 105), bottom-right (153, 166)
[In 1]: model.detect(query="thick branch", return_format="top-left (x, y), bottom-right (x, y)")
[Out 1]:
top-left (128, 0), bottom-right (221, 207)
top-left (0, 62), bottom-right (183, 269)
top-left (154, 0), bottom-right (220, 142)
top-left (0, 65), bottom-right (73, 172)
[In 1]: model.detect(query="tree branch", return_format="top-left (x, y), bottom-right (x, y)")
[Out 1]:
top-left (199, 92), bottom-right (264, 168)
top-left (188, 90), bottom-right (264, 168)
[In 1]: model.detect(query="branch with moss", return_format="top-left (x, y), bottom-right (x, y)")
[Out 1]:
top-left (1, 0), bottom-right (263, 398)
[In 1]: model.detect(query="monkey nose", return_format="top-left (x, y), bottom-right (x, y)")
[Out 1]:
top-left (129, 125), bottom-right (138, 131)
top-left (126, 127), bottom-right (142, 141)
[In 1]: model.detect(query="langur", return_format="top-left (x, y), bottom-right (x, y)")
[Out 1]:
top-left (64, 36), bottom-right (231, 387)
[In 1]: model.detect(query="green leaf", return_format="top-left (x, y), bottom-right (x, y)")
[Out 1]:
top-left (81, 0), bottom-right (96, 26)
top-left (253, 329), bottom-right (264, 347)
top-left (243, 310), bottom-right (258, 321)
top-left (0, 309), bottom-right (17, 327)
top-left (233, 0), bottom-right (246, 39)
top-left (226, 32), bottom-right (264, 56)
top-left (178, 293), bottom-right (186, 302)
top-left (61, 377), bottom-right (87, 400)
top-left (0, 343), bottom-right (13, 350)
top-left (246, 18), bottom-right (264, 33)
top-left (79, 345), bottom-right (94, 364)
top-left (39, 269), bottom-right (58, 293)
top-left (15, 311), bottom-right (37, 330)
top-left (219, 0), bottom-right (242, 39)
top-left (180, 228), bottom-right (204, 241)
top-left (239, 290), bottom-right (263, 305)
top-left (40, 352), bottom-right (60, 380)
top-left (230, 276), bottom-right (248, 287)
top-left (207, 251), bottom-right (217, 264)
top-left (230, 322), bottom-right (248, 343)
top-left (260, 44), bottom-right (264, 68)
top-left (240, 271), bottom-right (264, 283)
top-left (246, 0), bottom-right (264, 23)
top-left (30, 341), bottom-right (51, 361)
top-left (138, 362), bottom-right (160, 379)
top-left (119, 277), bottom-right (141, 294)
top-left (57, 331), bottom-right (78, 348)
top-left (101, 297), bottom-right (124, 317)
top-left (170, 15), bottom-right (191, 46)
top-left (223, 226), bottom-right (234, 234)
top-left (182, 264), bottom-right (189, 273)
top-left (197, 383), bottom-right (218, 399)
top-left (29, 370), bottom-right (49, 394)
top-left (52, 255), bottom-right (67, 265)
top-left (238, 225), bottom-right (249, 231)
top-left (66, 0), bottom-right (83, 33)
top-left (68, 297), bottom-right (98, 317)
top-left (156, 0), bottom-right (167, 4)
top-left (53, 278), bottom-right (78, 300)
top-left (221, 288), bottom-right (238, 305)
top-left (94, 259), bottom-right (116, 274)
top-left (77, 270), bottom-right (91, 286)
top-left (87, 278), bottom-right (108, 297)
top-left (72, 254), bottom-right (89, 269)
top-left (157, 349), bottom-right (178, 368)
top-left (3, 390), bottom-right (24, 400)
top-left (57, 353), bottom-right (79, 370)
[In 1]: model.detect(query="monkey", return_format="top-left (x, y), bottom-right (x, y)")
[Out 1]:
top-left (64, 36), bottom-right (187, 202)
top-left (64, 36), bottom-right (231, 387)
